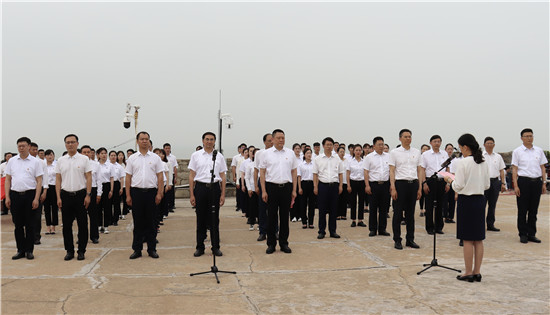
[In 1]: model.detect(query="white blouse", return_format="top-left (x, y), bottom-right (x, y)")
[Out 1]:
top-left (451, 156), bottom-right (490, 196)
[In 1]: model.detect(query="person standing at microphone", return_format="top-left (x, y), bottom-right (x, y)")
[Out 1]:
top-left (188, 132), bottom-right (227, 257)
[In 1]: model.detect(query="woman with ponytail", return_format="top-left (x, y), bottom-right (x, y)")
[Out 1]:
top-left (444, 134), bottom-right (490, 282)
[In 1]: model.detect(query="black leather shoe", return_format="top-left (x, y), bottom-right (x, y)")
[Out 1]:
top-left (369, 231), bottom-right (376, 237)
top-left (330, 233), bottom-right (341, 239)
top-left (487, 226), bottom-right (500, 232)
top-left (92, 239), bottom-right (99, 244)
top-left (520, 236), bottom-right (528, 243)
top-left (350, 221), bottom-right (356, 227)
top-left (406, 241), bottom-right (420, 249)
top-left (379, 231), bottom-right (391, 236)
top-left (26, 252), bottom-right (34, 260)
top-left (528, 236), bottom-right (541, 243)
top-left (280, 245), bottom-right (292, 254)
top-left (266, 246), bottom-right (276, 254)
top-left (12, 252), bottom-right (25, 260)
top-left (64, 252), bottom-right (74, 261)
top-left (357, 221), bottom-right (366, 227)
top-left (308, 225), bottom-right (315, 229)
top-left (257, 234), bottom-right (266, 241)
top-left (148, 250), bottom-right (159, 258)
top-left (77, 252), bottom-right (85, 260)
top-left (445, 218), bottom-right (456, 223)
top-left (212, 249), bottom-right (223, 257)
top-left (436, 230), bottom-right (444, 234)
top-left (34, 240), bottom-right (41, 245)
top-left (317, 233), bottom-right (325, 239)
top-left (394, 241), bottom-right (403, 250)
top-left (457, 275), bottom-right (475, 282)
top-left (193, 249), bottom-right (205, 257)
top-left (427, 230), bottom-right (435, 235)
top-left (130, 251), bottom-right (142, 259)
top-left (474, 274), bottom-right (482, 282)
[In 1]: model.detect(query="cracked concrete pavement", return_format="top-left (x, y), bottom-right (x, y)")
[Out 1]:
top-left (1, 194), bottom-right (549, 314)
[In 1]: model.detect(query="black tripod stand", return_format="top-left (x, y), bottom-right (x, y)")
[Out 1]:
top-left (190, 150), bottom-right (236, 283)
top-left (417, 161), bottom-right (461, 275)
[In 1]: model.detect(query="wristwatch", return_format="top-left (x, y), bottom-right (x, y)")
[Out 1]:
top-left (87, 192), bottom-right (92, 197)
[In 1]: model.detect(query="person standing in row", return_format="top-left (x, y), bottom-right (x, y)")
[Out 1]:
top-left (254, 133), bottom-right (273, 242)
top-left (43, 150), bottom-right (58, 235)
top-left (81, 145), bottom-right (100, 244)
top-left (298, 148), bottom-right (316, 229)
top-left (55, 134), bottom-right (92, 261)
top-left (420, 135), bottom-right (449, 235)
top-left (96, 148), bottom-right (114, 234)
top-left (126, 132), bottom-right (164, 259)
top-left (260, 129), bottom-right (298, 254)
top-left (244, 147), bottom-right (259, 231)
top-left (482, 137), bottom-right (506, 232)
top-left (231, 144), bottom-right (246, 212)
top-left (29, 142), bottom-right (48, 245)
top-left (5, 137), bottom-right (44, 260)
top-left (163, 143), bottom-right (178, 213)
top-left (109, 151), bottom-right (125, 226)
top-left (389, 129), bottom-right (422, 250)
top-left (419, 144), bottom-right (431, 217)
top-left (336, 147), bottom-right (349, 220)
top-left (291, 143), bottom-right (302, 222)
top-left (1, 152), bottom-right (14, 215)
top-left (313, 137), bottom-right (344, 240)
top-left (238, 147), bottom-right (250, 219)
top-left (512, 128), bottom-right (547, 244)
top-left (189, 132), bottom-right (227, 257)
top-left (347, 144), bottom-right (366, 228)
top-left (117, 151), bottom-right (129, 220)
top-left (364, 137), bottom-right (391, 237)
top-left (444, 143), bottom-right (457, 223)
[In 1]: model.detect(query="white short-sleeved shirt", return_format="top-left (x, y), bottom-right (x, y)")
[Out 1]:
top-left (97, 162), bottom-right (115, 185)
top-left (110, 162), bottom-right (125, 181)
top-left (511, 145), bottom-right (548, 178)
top-left (55, 153), bottom-right (93, 192)
top-left (0, 161), bottom-right (7, 178)
top-left (167, 154), bottom-right (178, 170)
top-left (5, 154), bottom-right (44, 192)
top-left (312, 154), bottom-right (344, 184)
top-left (244, 161), bottom-right (256, 191)
top-left (483, 151), bottom-right (506, 179)
top-left (46, 163), bottom-right (57, 186)
top-left (188, 149), bottom-right (227, 183)
top-left (347, 157), bottom-right (365, 181)
top-left (297, 161), bottom-right (314, 181)
top-left (451, 156), bottom-right (490, 195)
top-left (231, 154), bottom-right (245, 181)
top-left (420, 149), bottom-right (448, 179)
top-left (389, 147), bottom-right (421, 181)
top-left (259, 147), bottom-right (299, 184)
top-left (364, 151), bottom-right (390, 182)
top-left (125, 151), bottom-right (165, 189)
top-left (254, 149), bottom-right (265, 170)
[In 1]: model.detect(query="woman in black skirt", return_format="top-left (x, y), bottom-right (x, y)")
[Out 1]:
top-left (444, 134), bottom-right (490, 282)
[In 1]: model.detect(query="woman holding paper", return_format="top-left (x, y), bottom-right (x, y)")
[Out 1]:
top-left (444, 134), bottom-right (490, 283)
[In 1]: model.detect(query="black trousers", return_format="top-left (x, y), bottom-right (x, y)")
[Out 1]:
top-left (130, 187), bottom-right (158, 252)
top-left (300, 181), bottom-right (316, 226)
top-left (393, 180), bottom-right (418, 242)
top-left (44, 185), bottom-right (58, 226)
top-left (241, 183), bottom-right (249, 217)
top-left (369, 181), bottom-right (390, 233)
top-left (121, 189), bottom-right (130, 215)
top-left (443, 186), bottom-right (456, 219)
top-left (89, 187), bottom-right (99, 241)
top-left (194, 182), bottom-right (221, 250)
top-left (247, 191), bottom-right (259, 223)
top-left (61, 189), bottom-right (88, 254)
top-left (112, 181), bottom-right (121, 224)
top-left (156, 188), bottom-right (166, 225)
top-left (484, 178), bottom-right (501, 228)
top-left (338, 184), bottom-right (348, 217)
top-left (236, 177), bottom-right (244, 210)
top-left (34, 187), bottom-right (43, 242)
top-left (266, 182), bottom-right (292, 247)
top-left (10, 190), bottom-right (36, 253)
top-left (166, 173), bottom-right (176, 209)
top-left (99, 183), bottom-right (112, 227)
top-left (349, 180), bottom-right (365, 220)
top-left (257, 178), bottom-right (269, 235)
top-left (290, 184), bottom-right (301, 220)
top-left (318, 182), bottom-right (339, 235)
top-left (516, 177), bottom-right (543, 237)
top-left (425, 179), bottom-right (446, 233)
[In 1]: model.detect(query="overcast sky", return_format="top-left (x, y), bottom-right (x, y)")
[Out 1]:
top-left (2, 1), bottom-right (548, 159)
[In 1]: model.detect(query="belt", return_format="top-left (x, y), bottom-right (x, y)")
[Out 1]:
top-left (396, 179), bottom-right (418, 184)
top-left (490, 177), bottom-right (500, 181)
top-left (11, 189), bottom-right (35, 195)
top-left (301, 180), bottom-right (313, 183)
top-left (195, 181), bottom-right (220, 188)
top-left (370, 180), bottom-right (389, 185)
top-left (61, 189), bottom-right (86, 196)
top-left (267, 182), bottom-right (291, 188)
top-left (320, 182), bottom-right (339, 187)
top-left (131, 187), bottom-right (157, 192)
top-left (518, 176), bottom-right (542, 182)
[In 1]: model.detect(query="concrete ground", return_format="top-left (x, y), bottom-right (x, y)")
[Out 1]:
top-left (1, 194), bottom-right (549, 314)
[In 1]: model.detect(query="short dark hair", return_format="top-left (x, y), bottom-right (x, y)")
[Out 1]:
top-left (445, 143), bottom-right (454, 150)
top-left (272, 129), bottom-right (284, 136)
top-left (421, 144), bottom-right (430, 151)
top-left (81, 145), bottom-right (91, 151)
top-left (16, 137), bottom-right (31, 145)
top-left (399, 129), bottom-right (412, 137)
top-left (30, 142), bottom-right (38, 148)
top-left (96, 147), bottom-right (107, 155)
top-left (240, 143), bottom-right (247, 148)
top-left (429, 135), bottom-right (442, 142)
top-left (163, 143), bottom-right (171, 148)
top-left (4, 152), bottom-right (12, 158)
top-left (313, 142), bottom-right (320, 147)
top-left (64, 134), bottom-right (79, 142)
top-left (45, 149), bottom-right (54, 155)
top-left (322, 137), bottom-right (334, 145)
top-left (484, 137), bottom-right (495, 144)
top-left (520, 128), bottom-right (533, 136)
top-left (127, 149), bottom-right (135, 154)
top-left (372, 136), bottom-right (384, 145)
top-left (38, 149), bottom-right (45, 153)
top-left (136, 131), bottom-right (150, 140)
top-left (292, 143), bottom-right (300, 149)
top-left (90, 148), bottom-right (96, 152)
top-left (262, 133), bottom-right (272, 142)
top-left (347, 144), bottom-right (354, 149)
top-left (202, 132), bottom-right (216, 140)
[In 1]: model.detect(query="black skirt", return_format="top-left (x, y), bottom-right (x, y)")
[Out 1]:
top-left (456, 194), bottom-right (486, 241)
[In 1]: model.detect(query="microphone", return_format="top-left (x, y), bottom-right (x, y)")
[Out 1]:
top-left (441, 148), bottom-right (459, 168)
top-left (212, 149), bottom-right (218, 161)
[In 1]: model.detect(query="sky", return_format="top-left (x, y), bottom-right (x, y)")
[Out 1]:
top-left (2, 1), bottom-right (549, 159)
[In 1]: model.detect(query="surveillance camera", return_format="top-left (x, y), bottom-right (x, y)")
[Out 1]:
top-left (123, 116), bottom-right (131, 129)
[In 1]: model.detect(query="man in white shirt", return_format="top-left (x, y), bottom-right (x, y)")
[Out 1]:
top-left (55, 134), bottom-right (93, 261)
top-left (419, 135), bottom-right (450, 235)
top-left (126, 131), bottom-right (165, 259)
top-left (5, 137), bottom-right (43, 260)
top-left (29, 142), bottom-right (48, 245)
top-left (389, 129), bottom-right (422, 250)
top-left (188, 132), bottom-right (227, 257)
top-left (482, 137), bottom-right (507, 232)
top-left (364, 136), bottom-right (391, 237)
top-left (260, 129), bottom-right (298, 254)
top-left (81, 145), bottom-right (100, 244)
top-left (313, 137), bottom-right (344, 239)
top-left (163, 143), bottom-right (178, 212)
top-left (231, 144), bottom-right (246, 212)
top-left (254, 133), bottom-right (273, 241)
top-left (312, 142), bottom-right (321, 159)
top-left (512, 128), bottom-right (548, 244)
top-left (1, 152), bottom-right (14, 215)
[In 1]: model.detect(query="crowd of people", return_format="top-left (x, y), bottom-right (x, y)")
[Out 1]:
top-left (1, 128), bottom-right (547, 283)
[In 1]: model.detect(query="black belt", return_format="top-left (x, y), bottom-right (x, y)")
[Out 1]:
top-left (301, 180), bottom-right (313, 183)
top-left (195, 181), bottom-right (219, 188)
top-left (61, 189), bottom-right (86, 196)
top-left (490, 177), bottom-right (500, 181)
top-left (396, 179), bottom-right (418, 184)
top-left (320, 182), bottom-right (339, 187)
top-left (518, 176), bottom-right (542, 182)
top-left (11, 189), bottom-right (35, 195)
top-left (267, 182), bottom-right (291, 188)
top-left (370, 180), bottom-right (389, 185)
top-left (131, 187), bottom-right (157, 192)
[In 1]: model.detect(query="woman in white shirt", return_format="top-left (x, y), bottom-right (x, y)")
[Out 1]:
top-left (117, 151), bottom-right (129, 220)
top-left (43, 150), bottom-right (58, 235)
top-left (109, 151), bottom-right (125, 226)
top-left (153, 148), bottom-right (172, 229)
top-left (298, 148), bottom-right (316, 229)
top-left (97, 148), bottom-right (115, 234)
top-left (291, 143), bottom-right (302, 222)
top-left (337, 146), bottom-right (349, 220)
top-left (347, 144), bottom-right (366, 227)
top-left (444, 134), bottom-right (490, 283)
top-left (244, 148), bottom-right (258, 231)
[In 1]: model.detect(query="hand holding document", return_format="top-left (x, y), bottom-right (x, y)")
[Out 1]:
top-left (439, 171), bottom-right (455, 182)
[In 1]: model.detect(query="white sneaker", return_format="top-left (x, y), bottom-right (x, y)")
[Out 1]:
top-left (291, 217), bottom-right (297, 222)
top-left (104, 228), bottom-right (109, 234)
top-left (163, 215), bottom-right (167, 219)
top-left (121, 215), bottom-right (126, 220)
top-left (249, 225), bottom-right (254, 231)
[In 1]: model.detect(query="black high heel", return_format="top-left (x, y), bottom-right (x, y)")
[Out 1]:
top-left (456, 275), bottom-right (475, 282)
top-left (473, 274), bottom-right (482, 282)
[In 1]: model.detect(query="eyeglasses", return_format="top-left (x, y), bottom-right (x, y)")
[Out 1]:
top-left (65, 141), bottom-right (78, 144)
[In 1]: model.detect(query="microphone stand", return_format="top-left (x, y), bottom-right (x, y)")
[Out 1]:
top-left (417, 157), bottom-right (461, 275)
top-left (190, 150), bottom-right (236, 283)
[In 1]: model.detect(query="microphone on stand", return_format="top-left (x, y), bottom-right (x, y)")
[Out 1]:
top-left (441, 148), bottom-right (459, 168)
top-left (212, 150), bottom-right (218, 161)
